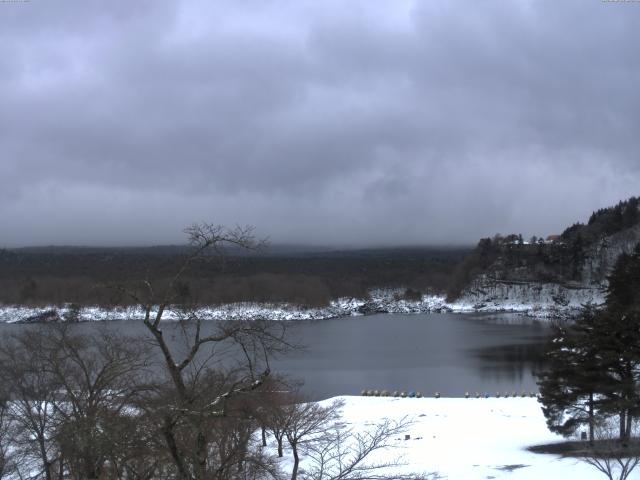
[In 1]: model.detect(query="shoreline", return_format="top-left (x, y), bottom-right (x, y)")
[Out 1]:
top-left (0, 288), bottom-right (585, 323)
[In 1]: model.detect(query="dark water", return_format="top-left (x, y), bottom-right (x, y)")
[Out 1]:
top-left (0, 312), bottom-right (551, 400)
top-left (273, 313), bottom-right (551, 399)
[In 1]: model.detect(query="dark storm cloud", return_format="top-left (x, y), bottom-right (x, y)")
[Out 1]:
top-left (1, 0), bottom-right (639, 246)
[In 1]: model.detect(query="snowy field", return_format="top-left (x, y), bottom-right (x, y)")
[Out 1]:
top-left (284, 396), bottom-right (607, 480)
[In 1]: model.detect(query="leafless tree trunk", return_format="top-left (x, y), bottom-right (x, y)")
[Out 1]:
top-left (0, 399), bottom-right (18, 480)
top-left (35, 323), bottom-right (151, 480)
top-left (114, 223), bottom-right (291, 480)
top-left (302, 416), bottom-right (438, 480)
top-left (581, 423), bottom-right (640, 480)
top-left (0, 328), bottom-right (60, 480)
top-left (281, 398), bottom-right (342, 480)
top-left (0, 321), bottom-right (154, 480)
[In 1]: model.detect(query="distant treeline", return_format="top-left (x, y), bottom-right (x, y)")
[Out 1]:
top-left (4, 197), bottom-right (638, 307)
top-left (0, 246), bottom-right (469, 307)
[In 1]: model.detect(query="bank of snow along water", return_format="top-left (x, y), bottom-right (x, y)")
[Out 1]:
top-left (0, 287), bottom-right (597, 323)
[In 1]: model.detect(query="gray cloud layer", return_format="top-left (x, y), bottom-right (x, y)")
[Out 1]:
top-left (1, 0), bottom-right (639, 246)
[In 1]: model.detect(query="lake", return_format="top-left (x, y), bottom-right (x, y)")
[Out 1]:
top-left (0, 312), bottom-right (551, 400)
top-left (273, 312), bottom-right (551, 399)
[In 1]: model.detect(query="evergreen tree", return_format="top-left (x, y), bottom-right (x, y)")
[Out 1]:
top-left (537, 242), bottom-right (640, 440)
top-left (537, 308), bottom-right (606, 442)
top-left (575, 308), bottom-right (640, 440)
top-left (598, 246), bottom-right (640, 438)
top-left (606, 244), bottom-right (640, 311)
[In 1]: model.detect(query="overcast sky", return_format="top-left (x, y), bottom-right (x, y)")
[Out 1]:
top-left (1, 0), bottom-right (639, 247)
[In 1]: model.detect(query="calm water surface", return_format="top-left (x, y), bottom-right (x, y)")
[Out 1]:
top-left (274, 312), bottom-right (551, 399)
top-left (0, 312), bottom-right (551, 399)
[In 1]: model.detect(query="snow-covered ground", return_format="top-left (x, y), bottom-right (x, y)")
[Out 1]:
top-left (0, 288), bottom-right (584, 323)
top-left (280, 396), bottom-right (604, 480)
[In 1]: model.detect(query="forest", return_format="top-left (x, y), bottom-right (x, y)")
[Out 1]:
top-left (0, 245), bottom-right (468, 307)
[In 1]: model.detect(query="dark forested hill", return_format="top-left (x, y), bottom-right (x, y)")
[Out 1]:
top-left (0, 245), bottom-right (469, 307)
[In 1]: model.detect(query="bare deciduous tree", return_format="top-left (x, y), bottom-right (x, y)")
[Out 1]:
top-left (581, 423), bottom-right (640, 480)
top-left (258, 377), bottom-right (302, 458)
top-left (114, 223), bottom-right (292, 480)
top-left (302, 417), bottom-right (439, 480)
top-left (283, 399), bottom-right (342, 480)
top-left (0, 323), bottom-right (154, 480)
top-left (0, 328), bottom-right (61, 480)
top-left (303, 418), bottom-right (440, 480)
top-left (260, 393), bottom-right (437, 480)
top-left (40, 324), bottom-right (152, 480)
top-left (0, 398), bottom-right (18, 480)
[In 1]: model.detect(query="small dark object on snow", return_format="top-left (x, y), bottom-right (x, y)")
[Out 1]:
top-left (496, 464), bottom-right (528, 472)
top-left (18, 309), bottom-right (61, 324)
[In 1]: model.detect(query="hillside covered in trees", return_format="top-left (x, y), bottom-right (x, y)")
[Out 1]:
top-left (0, 245), bottom-right (468, 308)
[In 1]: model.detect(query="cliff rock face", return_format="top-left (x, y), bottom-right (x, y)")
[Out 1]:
top-left (458, 223), bottom-right (640, 311)
top-left (459, 276), bottom-right (605, 311)
top-left (581, 223), bottom-right (640, 285)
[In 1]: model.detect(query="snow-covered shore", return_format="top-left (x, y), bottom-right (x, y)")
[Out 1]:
top-left (283, 396), bottom-right (603, 480)
top-left (0, 288), bottom-right (585, 323)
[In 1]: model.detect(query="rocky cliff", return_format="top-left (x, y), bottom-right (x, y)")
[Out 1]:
top-left (580, 223), bottom-right (640, 285)
top-left (456, 201), bottom-right (640, 313)
top-left (458, 276), bottom-right (604, 312)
